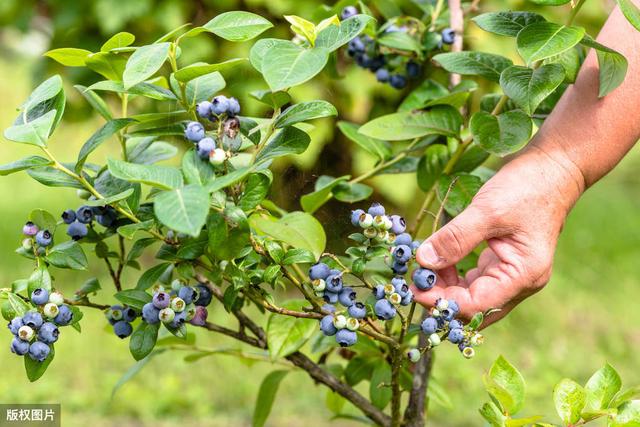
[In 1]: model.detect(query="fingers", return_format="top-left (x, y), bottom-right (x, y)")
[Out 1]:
top-left (416, 205), bottom-right (493, 270)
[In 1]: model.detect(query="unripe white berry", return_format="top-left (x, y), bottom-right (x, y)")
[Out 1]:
top-left (333, 314), bottom-right (347, 329)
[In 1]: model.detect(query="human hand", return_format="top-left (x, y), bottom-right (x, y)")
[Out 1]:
top-left (413, 145), bottom-right (586, 326)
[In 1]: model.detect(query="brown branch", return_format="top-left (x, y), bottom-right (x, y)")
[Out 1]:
top-left (448, 0), bottom-right (464, 87)
top-left (65, 298), bottom-right (110, 310)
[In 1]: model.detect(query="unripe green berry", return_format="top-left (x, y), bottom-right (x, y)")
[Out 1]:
top-left (43, 303), bottom-right (59, 318)
top-left (389, 292), bottom-right (402, 305)
top-left (18, 325), bottom-right (35, 341)
top-left (110, 308), bottom-right (123, 321)
top-left (462, 347), bottom-right (475, 359)
top-left (431, 308), bottom-right (441, 318)
top-left (374, 231), bottom-right (389, 242)
top-left (48, 291), bottom-right (64, 306)
top-left (383, 284), bottom-right (395, 295)
top-left (373, 215), bottom-right (386, 230)
top-left (209, 148), bottom-right (227, 165)
top-left (333, 314), bottom-right (347, 329)
top-left (185, 304), bottom-right (197, 321)
top-left (171, 279), bottom-right (183, 291)
top-left (159, 307), bottom-right (175, 323)
top-left (22, 238), bottom-right (33, 250)
top-left (359, 213), bottom-right (374, 228)
top-left (428, 333), bottom-right (441, 347)
top-left (436, 299), bottom-right (449, 311)
top-left (170, 297), bottom-right (186, 312)
top-left (386, 233), bottom-right (396, 244)
top-left (150, 283), bottom-right (165, 294)
top-left (382, 216), bottom-right (393, 230)
top-left (312, 278), bottom-right (326, 292)
top-left (363, 227), bottom-right (377, 239)
top-left (76, 189), bottom-right (91, 200)
top-left (314, 290), bottom-right (325, 298)
top-left (407, 348), bottom-right (421, 363)
top-left (346, 317), bottom-right (359, 331)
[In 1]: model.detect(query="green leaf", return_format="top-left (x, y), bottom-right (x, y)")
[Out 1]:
top-left (174, 59), bottom-right (247, 82)
top-left (370, 364), bottom-right (392, 409)
top-left (378, 31), bottom-right (422, 53)
top-left (4, 110), bottom-right (57, 147)
top-left (453, 144), bottom-right (490, 173)
top-left (337, 121), bottom-right (390, 160)
top-left (250, 90), bottom-right (291, 109)
top-left (183, 72), bottom-right (226, 106)
top-left (250, 211), bottom-right (326, 259)
top-left (84, 189), bottom-right (134, 207)
top-left (76, 119), bottom-right (135, 172)
top-left (0, 156), bottom-right (52, 176)
top-left (129, 321), bottom-right (160, 361)
top-left (617, 0), bottom-right (640, 32)
top-left (516, 22), bottom-right (585, 65)
top-left (115, 289), bottom-right (152, 310)
top-left (207, 207), bottom-right (250, 260)
top-left (154, 185), bottom-right (210, 237)
top-left (499, 64), bottom-right (565, 115)
top-left (433, 51), bottom-right (513, 82)
top-left (612, 388), bottom-right (640, 409)
top-left (29, 209), bottom-right (57, 233)
top-left (472, 12), bottom-right (546, 37)
top-left (553, 379), bottom-right (586, 425)
top-left (470, 111), bottom-right (532, 156)
top-left (117, 220), bottom-right (154, 240)
top-left (436, 173), bottom-right (482, 216)
top-left (301, 175), bottom-right (349, 213)
top-left (44, 48), bottom-right (92, 67)
top-left (528, 0), bottom-right (570, 4)
top-left (282, 248), bottom-right (316, 265)
top-left (87, 80), bottom-right (177, 101)
top-left (239, 173), bottom-right (271, 211)
top-left (107, 158), bottom-right (183, 190)
top-left (45, 241), bottom-right (88, 270)
top-left (611, 400), bottom-right (640, 426)
top-left (123, 42), bottom-right (171, 89)
top-left (182, 149), bottom-right (214, 186)
top-left (205, 166), bottom-right (252, 193)
top-left (543, 47), bottom-right (582, 84)
top-left (249, 38), bottom-right (280, 73)
top-left (479, 401), bottom-right (507, 427)
top-left (101, 32), bottom-right (136, 52)
top-left (417, 144), bottom-right (449, 192)
top-left (253, 370), bottom-right (289, 427)
top-left (85, 52), bottom-right (126, 80)
top-left (274, 101), bottom-right (337, 128)
top-left (7, 293), bottom-right (31, 317)
top-left (204, 11), bottom-right (273, 42)
top-left (256, 126), bottom-right (311, 163)
top-left (27, 166), bottom-right (83, 189)
top-left (27, 265), bottom-right (52, 295)
top-left (586, 38), bottom-right (628, 97)
top-left (266, 300), bottom-right (316, 359)
top-left (111, 349), bottom-right (165, 398)
top-left (359, 106), bottom-right (463, 141)
top-left (74, 85), bottom-right (113, 120)
top-left (486, 355), bottom-right (526, 415)
top-left (315, 15), bottom-right (373, 51)
top-left (332, 181), bottom-right (373, 203)
top-left (136, 263), bottom-right (172, 290)
top-left (585, 363), bottom-right (622, 410)
top-left (262, 40), bottom-right (329, 92)
top-left (24, 346), bottom-right (55, 382)
top-left (399, 79), bottom-right (450, 112)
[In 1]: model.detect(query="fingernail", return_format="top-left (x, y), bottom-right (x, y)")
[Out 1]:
top-left (419, 242), bottom-right (441, 266)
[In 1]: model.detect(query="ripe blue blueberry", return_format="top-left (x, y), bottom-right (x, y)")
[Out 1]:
top-left (61, 209), bottom-right (76, 224)
top-left (28, 341), bottom-right (50, 362)
top-left (323, 291), bottom-right (339, 305)
top-left (178, 286), bottom-right (197, 305)
top-left (325, 274), bottom-right (343, 293)
top-left (23, 312), bottom-right (43, 329)
top-left (196, 101), bottom-right (213, 119)
top-left (76, 205), bottom-right (94, 224)
top-left (309, 263), bottom-right (331, 281)
top-left (412, 268), bottom-right (437, 291)
top-left (348, 302), bottom-right (366, 319)
top-left (96, 207), bottom-right (118, 228)
top-left (350, 209), bottom-right (365, 226)
top-left (338, 287), bottom-right (356, 307)
top-left (170, 310), bottom-right (188, 328)
top-left (8, 317), bottom-right (23, 335)
top-left (30, 288), bottom-right (49, 305)
top-left (368, 202), bottom-right (385, 217)
top-left (388, 215), bottom-right (406, 235)
top-left (373, 285), bottom-right (385, 300)
top-left (67, 221), bottom-right (88, 240)
top-left (227, 97), bottom-right (241, 116)
top-left (335, 329), bottom-right (357, 347)
top-left (152, 291), bottom-right (171, 309)
top-left (395, 233), bottom-right (412, 247)
top-left (401, 290), bottom-right (414, 306)
top-left (406, 61), bottom-right (421, 79)
top-left (196, 137), bottom-right (216, 159)
top-left (375, 68), bottom-right (390, 82)
top-left (35, 230), bottom-right (52, 247)
top-left (54, 304), bottom-right (73, 326)
top-left (320, 315), bottom-right (338, 336)
top-left (211, 96), bottom-right (230, 115)
top-left (10, 337), bottom-right (30, 356)
top-left (442, 28), bottom-right (455, 45)
top-left (367, 56), bottom-right (385, 72)
top-left (341, 6), bottom-right (358, 20)
top-left (37, 322), bottom-right (59, 344)
top-left (113, 321), bottom-right (133, 339)
top-left (421, 317), bottom-right (438, 335)
top-left (322, 304), bottom-right (336, 313)
top-left (449, 320), bottom-right (463, 330)
top-left (374, 299), bottom-right (396, 320)
top-left (392, 261), bottom-right (408, 275)
top-left (195, 284), bottom-right (212, 306)
top-left (448, 300), bottom-right (459, 314)
top-left (448, 328), bottom-right (464, 344)
top-left (389, 74), bottom-right (407, 89)
top-left (142, 302), bottom-right (160, 324)
top-left (393, 245), bottom-right (412, 263)
top-left (411, 240), bottom-right (421, 252)
top-left (184, 121), bottom-right (205, 142)
top-left (441, 308), bottom-right (455, 321)
top-left (122, 307), bottom-right (137, 323)
top-left (22, 221), bottom-right (38, 236)
top-left (189, 306), bottom-right (208, 326)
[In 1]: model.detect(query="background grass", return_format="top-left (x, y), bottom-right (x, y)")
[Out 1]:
top-left (0, 1), bottom-right (639, 426)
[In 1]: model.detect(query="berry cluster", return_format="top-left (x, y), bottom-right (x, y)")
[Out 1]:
top-left (105, 305), bottom-right (138, 339)
top-left (60, 205), bottom-right (118, 240)
top-left (21, 222), bottom-right (53, 255)
top-left (140, 282), bottom-right (211, 331)
top-left (7, 288), bottom-right (74, 362)
top-left (342, 6), bottom-right (457, 89)
top-left (184, 94), bottom-right (242, 165)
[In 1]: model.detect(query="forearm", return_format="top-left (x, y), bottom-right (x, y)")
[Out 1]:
top-left (529, 4), bottom-right (640, 189)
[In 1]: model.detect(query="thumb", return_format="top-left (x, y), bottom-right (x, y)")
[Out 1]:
top-left (416, 205), bottom-right (491, 270)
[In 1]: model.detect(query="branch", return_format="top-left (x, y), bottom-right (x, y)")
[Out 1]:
top-left (448, 0), bottom-right (464, 87)
top-left (65, 298), bottom-right (110, 311)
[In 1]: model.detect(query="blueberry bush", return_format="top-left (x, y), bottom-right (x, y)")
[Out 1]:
top-left (2, 1), bottom-right (640, 426)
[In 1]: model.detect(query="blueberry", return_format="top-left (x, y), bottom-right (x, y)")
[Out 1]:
top-left (346, 317), bottom-right (360, 331)
top-left (196, 101), bottom-right (213, 119)
top-left (122, 307), bottom-right (137, 323)
top-left (411, 240), bottom-right (421, 252)
top-left (335, 329), bottom-right (357, 347)
top-left (184, 121), bottom-right (205, 142)
top-left (395, 233), bottom-right (412, 247)
top-left (35, 230), bottom-right (52, 247)
top-left (392, 261), bottom-right (408, 275)
top-left (448, 328), bottom-right (464, 344)
top-left (359, 213), bottom-right (374, 228)
top-left (28, 341), bottom-right (50, 362)
top-left (23, 312), bottom-right (43, 329)
top-left (435, 298), bottom-right (449, 311)
top-left (108, 305), bottom-right (124, 322)
top-left (341, 5), bottom-right (358, 20)
top-left (227, 97), bottom-right (241, 116)
top-left (170, 310), bottom-right (188, 328)
top-left (375, 68), bottom-right (390, 83)
top-left (368, 56), bottom-right (385, 72)
top-left (31, 288), bottom-right (49, 305)
top-left (66, 221), bottom-right (88, 240)
top-left (142, 302), bottom-right (160, 324)
top-left (189, 306), bottom-right (208, 326)
top-left (96, 207), bottom-right (117, 228)
top-left (350, 209), bottom-right (365, 226)
top-left (448, 300), bottom-right (460, 314)
top-left (348, 37), bottom-right (365, 53)
top-left (22, 221), bottom-right (39, 236)
top-left (309, 263), bottom-right (331, 281)
top-left (406, 61), bottom-right (421, 79)
top-left (320, 315), bottom-right (338, 336)
top-left (37, 322), bottom-right (59, 344)
top-left (428, 333), bottom-right (441, 347)
top-left (421, 317), bottom-right (438, 335)
top-left (170, 297), bottom-right (186, 313)
top-left (368, 202), bottom-right (385, 217)
top-left (389, 74), bottom-right (407, 89)
top-left (338, 287), bottom-right (356, 307)
top-left (389, 215), bottom-right (406, 234)
top-left (211, 96), bottom-right (230, 115)
top-left (196, 137), bottom-right (216, 159)
top-left (391, 277), bottom-right (406, 292)
top-left (113, 321), bottom-right (133, 339)
top-left (209, 148), bottom-right (227, 165)
top-left (323, 291), bottom-right (339, 304)
top-left (373, 285), bottom-right (385, 300)
top-left (442, 28), bottom-right (455, 45)
top-left (195, 284), bottom-right (212, 307)
top-left (449, 320), bottom-right (463, 330)
top-left (407, 348), bottom-right (421, 363)
top-left (401, 290), bottom-right (414, 306)
top-left (412, 268), bottom-right (437, 291)
top-left (18, 326), bottom-right (35, 342)
top-left (61, 209), bottom-right (76, 224)
top-left (441, 307), bottom-right (455, 321)
top-left (374, 299), bottom-right (396, 320)
top-left (462, 346), bottom-right (475, 359)
top-left (396, 283), bottom-right (410, 299)
top-left (178, 286), bottom-right (197, 305)
top-left (322, 304), bottom-right (336, 313)
top-left (394, 245), bottom-right (412, 263)
top-left (159, 307), bottom-right (175, 323)
top-left (54, 304), bottom-right (73, 325)
top-left (152, 292), bottom-right (171, 309)
top-left (10, 337), bottom-right (30, 356)
top-left (348, 302), bottom-right (366, 319)
top-left (8, 317), bottom-right (23, 335)
top-left (325, 274), bottom-right (343, 293)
